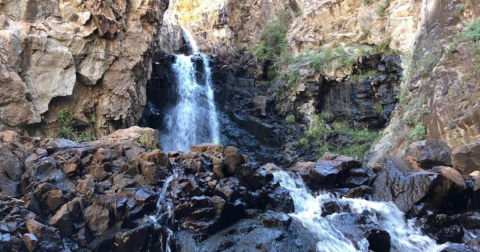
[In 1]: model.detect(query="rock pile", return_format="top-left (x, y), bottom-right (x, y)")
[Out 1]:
top-left (0, 127), bottom-right (295, 251)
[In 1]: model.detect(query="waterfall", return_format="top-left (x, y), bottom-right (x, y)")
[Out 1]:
top-left (161, 28), bottom-right (220, 152)
top-left (274, 171), bottom-right (447, 252)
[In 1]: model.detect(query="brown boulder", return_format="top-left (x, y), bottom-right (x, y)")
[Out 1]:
top-left (452, 141), bottom-right (480, 175)
top-left (405, 140), bottom-right (452, 170)
top-left (83, 203), bottom-right (111, 236)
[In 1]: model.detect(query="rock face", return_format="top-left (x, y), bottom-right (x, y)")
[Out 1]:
top-left (368, 1), bottom-right (480, 166)
top-left (170, 0), bottom-right (422, 56)
top-left (0, 0), bottom-right (169, 137)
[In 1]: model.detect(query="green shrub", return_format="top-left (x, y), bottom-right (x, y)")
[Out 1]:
top-left (408, 123), bottom-right (426, 143)
top-left (58, 108), bottom-right (74, 138)
top-left (305, 115), bottom-right (327, 139)
top-left (77, 132), bottom-right (93, 142)
top-left (298, 137), bottom-right (309, 146)
top-left (462, 19), bottom-right (480, 42)
top-left (286, 114), bottom-right (295, 123)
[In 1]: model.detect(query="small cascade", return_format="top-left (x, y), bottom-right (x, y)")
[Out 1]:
top-left (274, 171), bottom-right (447, 252)
top-left (161, 28), bottom-right (220, 152)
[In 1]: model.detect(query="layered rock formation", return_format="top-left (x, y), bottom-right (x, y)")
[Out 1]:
top-left (0, 0), bottom-right (169, 137)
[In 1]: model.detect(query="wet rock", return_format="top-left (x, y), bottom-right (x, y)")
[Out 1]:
top-left (141, 160), bottom-right (163, 185)
top-left (437, 225), bottom-right (464, 243)
top-left (452, 141), bottom-right (480, 175)
top-left (309, 160), bottom-right (345, 189)
top-left (367, 229), bottom-right (391, 252)
top-left (405, 140), bottom-right (452, 170)
top-left (23, 233), bottom-right (39, 251)
top-left (26, 219), bottom-right (63, 252)
top-left (84, 203), bottom-right (111, 236)
top-left (372, 156), bottom-right (438, 212)
top-left (260, 211), bottom-right (291, 227)
top-left (223, 146), bottom-right (244, 174)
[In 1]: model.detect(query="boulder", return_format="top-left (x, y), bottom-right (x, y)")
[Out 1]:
top-left (84, 203), bottom-right (111, 236)
top-left (372, 156), bottom-right (438, 212)
top-left (452, 141), bottom-right (480, 175)
top-left (405, 140), bottom-right (452, 170)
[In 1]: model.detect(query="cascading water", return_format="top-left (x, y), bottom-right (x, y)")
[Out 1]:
top-left (274, 171), bottom-right (447, 252)
top-left (161, 28), bottom-right (220, 152)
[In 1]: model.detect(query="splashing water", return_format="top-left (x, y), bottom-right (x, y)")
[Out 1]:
top-left (274, 171), bottom-right (447, 252)
top-left (161, 28), bottom-right (220, 152)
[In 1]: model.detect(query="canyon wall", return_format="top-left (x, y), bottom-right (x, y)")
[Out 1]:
top-left (170, 0), bottom-right (480, 165)
top-left (0, 0), bottom-right (169, 137)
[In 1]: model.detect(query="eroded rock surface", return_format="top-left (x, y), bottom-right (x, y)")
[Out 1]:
top-left (0, 0), bottom-right (169, 137)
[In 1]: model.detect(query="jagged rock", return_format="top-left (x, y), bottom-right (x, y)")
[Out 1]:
top-left (23, 233), bottom-right (39, 251)
top-left (49, 204), bottom-right (73, 236)
top-left (0, 144), bottom-right (22, 180)
top-left (84, 203), bottom-right (111, 237)
top-left (46, 189), bottom-right (65, 212)
top-left (26, 219), bottom-right (63, 252)
top-left (141, 149), bottom-right (169, 167)
top-left (367, 229), bottom-right (391, 252)
top-left (452, 141), bottom-right (480, 175)
top-left (372, 156), bottom-right (438, 212)
top-left (404, 140), bottom-right (453, 170)
top-left (223, 146), bottom-right (244, 174)
top-left (141, 160), bottom-right (163, 185)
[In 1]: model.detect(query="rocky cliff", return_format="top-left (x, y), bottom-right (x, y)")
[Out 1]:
top-left (0, 0), bottom-right (169, 138)
top-left (167, 0), bottom-right (480, 169)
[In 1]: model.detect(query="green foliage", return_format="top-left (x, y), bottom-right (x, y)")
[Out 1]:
top-left (298, 137), bottom-right (309, 146)
top-left (375, 103), bottom-right (383, 115)
top-left (286, 70), bottom-right (300, 89)
top-left (286, 114), bottom-right (295, 123)
top-left (305, 115), bottom-right (327, 139)
top-left (349, 70), bottom-right (380, 82)
top-left (301, 114), bottom-right (380, 159)
top-left (408, 123), bottom-right (426, 144)
top-left (139, 134), bottom-right (148, 146)
top-left (377, 0), bottom-right (390, 17)
top-left (77, 132), bottom-right (94, 142)
top-left (462, 19), bottom-right (480, 42)
top-left (250, 11), bottom-right (291, 80)
top-left (58, 108), bottom-right (74, 138)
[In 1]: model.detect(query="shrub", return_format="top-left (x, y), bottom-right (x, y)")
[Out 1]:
top-left (462, 19), bottom-right (480, 42)
top-left (286, 114), bottom-right (295, 123)
top-left (58, 108), bottom-right (74, 138)
top-left (408, 123), bottom-right (426, 143)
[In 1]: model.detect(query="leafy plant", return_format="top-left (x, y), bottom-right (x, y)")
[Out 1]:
top-left (58, 108), bottom-right (74, 138)
top-left (139, 134), bottom-right (148, 146)
top-left (77, 132), bottom-right (94, 142)
top-left (408, 123), bottom-right (427, 143)
top-left (286, 114), bottom-right (295, 123)
top-left (462, 19), bottom-right (480, 42)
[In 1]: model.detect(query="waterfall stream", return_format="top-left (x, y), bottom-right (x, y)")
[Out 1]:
top-left (274, 171), bottom-right (447, 252)
top-left (161, 28), bottom-right (220, 152)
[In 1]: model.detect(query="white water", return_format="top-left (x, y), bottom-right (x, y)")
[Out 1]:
top-left (274, 171), bottom-right (447, 252)
top-left (161, 28), bottom-right (220, 152)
